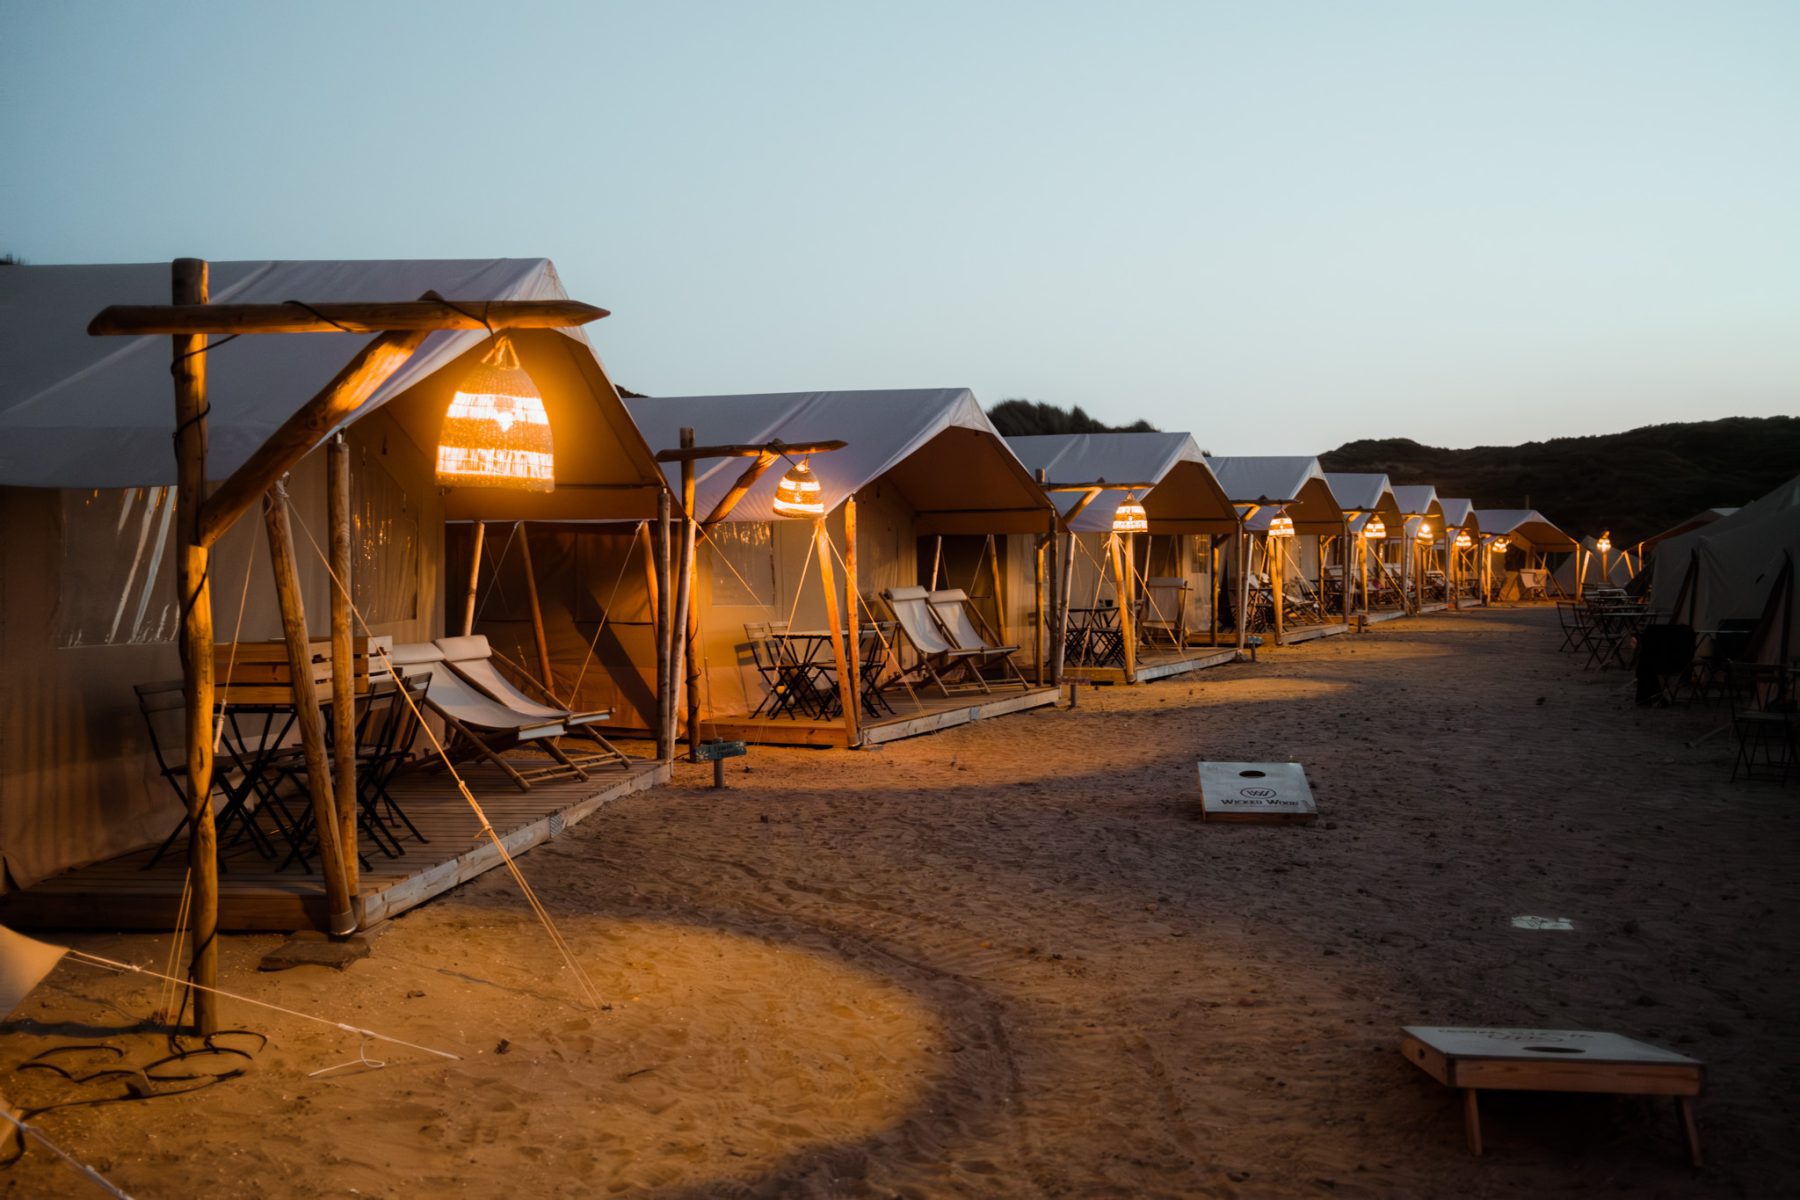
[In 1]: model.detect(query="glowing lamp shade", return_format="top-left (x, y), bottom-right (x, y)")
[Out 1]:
top-left (1267, 512), bottom-right (1296, 539)
top-left (772, 459), bottom-right (825, 518)
top-left (1415, 521), bottom-right (1433, 542)
top-left (1596, 531), bottom-right (1612, 553)
top-left (1491, 536), bottom-right (1510, 553)
top-left (435, 336), bottom-right (554, 492)
top-left (1454, 531), bottom-right (1474, 549)
top-left (1112, 495), bottom-right (1148, 534)
top-left (1363, 516), bottom-right (1387, 539)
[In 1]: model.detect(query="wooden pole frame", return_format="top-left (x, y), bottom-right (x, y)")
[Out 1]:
top-left (327, 435), bottom-right (359, 906)
top-left (843, 495), bottom-right (862, 729)
top-left (461, 521), bottom-right (486, 636)
top-left (816, 518), bottom-right (859, 747)
top-left (264, 483), bottom-right (355, 937)
top-left (516, 523), bottom-right (557, 697)
top-left (650, 497), bottom-right (673, 761)
top-left (677, 429), bottom-right (700, 759)
top-left (171, 258), bottom-right (220, 1034)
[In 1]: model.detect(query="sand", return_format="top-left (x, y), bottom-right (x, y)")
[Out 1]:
top-left (4, 607), bottom-right (1797, 1198)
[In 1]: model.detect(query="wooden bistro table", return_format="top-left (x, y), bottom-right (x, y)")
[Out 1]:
top-left (1401, 1026), bottom-right (1705, 1165)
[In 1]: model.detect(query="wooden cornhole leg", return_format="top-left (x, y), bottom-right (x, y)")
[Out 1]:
top-left (1678, 1096), bottom-right (1703, 1168)
top-left (1463, 1089), bottom-right (1483, 1156)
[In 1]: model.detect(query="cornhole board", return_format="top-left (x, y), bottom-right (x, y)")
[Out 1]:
top-left (1197, 762), bottom-right (1316, 824)
top-left (1400, 1026), bottom-right (1704, 1165)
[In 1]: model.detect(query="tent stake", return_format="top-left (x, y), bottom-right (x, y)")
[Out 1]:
top-left (171, 258), bottom-right (220, 1034)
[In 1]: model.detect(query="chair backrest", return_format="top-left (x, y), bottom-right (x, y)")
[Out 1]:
top-left (405, 655), bottom-right (561, 735)
top-left (926, 589), bottom-right (992, 652)
top-left (884, 587), bottom-right (957, 656)
top-left (436, 637), bottom-right (569, 722)
top-left (134, 679), bottom-right (188, 777)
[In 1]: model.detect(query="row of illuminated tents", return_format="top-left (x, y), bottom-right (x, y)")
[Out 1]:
top-left (3, 257), bottom-right (1781, 890)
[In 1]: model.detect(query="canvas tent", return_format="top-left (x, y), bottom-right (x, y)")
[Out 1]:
top-left (1650, 475), bottom-right (1800, 665)
top-left (1005, 432), bottom-right (1241, 682)
top-left (1553, 535), bottom-right (1637, 594)
top-left (1475, 509), bottom-right (1578, 600)
top-left (476, 389), bottom-right (1059, 748)
top-left (1641, 507), bottom-right (1738, 556)
top-left (1438, 498), bottom-right (1484, 606)
top-left (1324, 473), bottom-right (1405, 621)
top-left (1206, 457), bottom-right (1348, 645)
top-left (1387, 486), bottom-right (1448, 611)
top-left (0, 259), bottom-right (668, 891)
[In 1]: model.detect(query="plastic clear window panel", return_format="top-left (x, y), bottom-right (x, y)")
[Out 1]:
top-left (57, 486), bottom-right (180, 647)
top-left (352, 451), bottom-right (419, 625)
top-left (709, 521), bottom-right (777, 608)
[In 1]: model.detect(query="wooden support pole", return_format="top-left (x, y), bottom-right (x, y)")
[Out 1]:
top-left (460, 521), bottom-right (485, 636)
top-left (815, 518), bottom-right (859, 747)
top-left (986, 533), bottom-right (1006, 647)
top-left (844, 495), bottom-right (861, 726)
top-left (171, 258), bottom-right (220, 1035)
top-left (1050, 528), bottom-right (1071, 683)
top-left (263, 483), bottom-right (355, 937)
top-left (929, 535), bottom-right (943, 590)
top-left (1209, 535), bottom-right (1221, 644)
top-left (702, 449), bottom-right (777, 530)
top-left (1110, 533), bottom-right (1137, 682)
top-left (197, 320), bottom-right (432, 547)
top-left (516, 523), bottom-right (557, 699)
top-left (654, 491), bottom-right (674, 761)
top-left (675, 429), bottom-right (699, 759)
top-left (1033, 537), bottom-right (1047, 685)
top-left (1271, 535), bottom-right (1285, 645)
top-left (326, 434), bottom-right (358, 905)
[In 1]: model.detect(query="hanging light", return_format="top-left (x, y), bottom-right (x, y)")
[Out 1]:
top-left (1491, 536), bottom-right (1510, 553)
top-left (435, 336), bottom-right (555, 492)
top-left (1267, 511), bottom-right (1295, 539)
top-left (1415, 520), bottom-right (1434, 542)
top-left (1454, 531), bottom-right (1474, 550)
top-left (1363, 516), bottom-right (1387, 539)
top-left (1112, 493), bottom-right (1148, 534)
top-left (771, 458), bottom-right (824, 518)
top-left (1595, 530), bottom-right (1612, 553)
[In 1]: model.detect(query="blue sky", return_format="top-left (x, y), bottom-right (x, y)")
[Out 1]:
top-left (3, 1), bottom-right (1795, 453)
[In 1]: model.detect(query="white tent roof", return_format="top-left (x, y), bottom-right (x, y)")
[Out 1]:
top-left (1207, 456), bottom-right (1341, 532)
top-left (1475, 508), bottom-right (1578, 552)
top-left (1390, 485), bottom-right (1443, 520)
top-left (1651, 476), bottom-right (1800, 647)
top-left (626, 389), bottom-right (1054, 534)
top-left (1007, 432), bottom-right (1238, 535)
top-left (0, 258), bottom-right (666, 519)
top-left (1439, 498), bottom-right (1479, 535)
top-left (1323, 472), bottom-right (1397, 515)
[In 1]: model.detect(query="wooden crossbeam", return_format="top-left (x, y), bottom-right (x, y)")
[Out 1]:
top-left (1043, 481), bottom-right (1161, 492)
top-left (88, 299), bottom-right (608, 336)
top-left (654, 439), bottom-right (846, 463)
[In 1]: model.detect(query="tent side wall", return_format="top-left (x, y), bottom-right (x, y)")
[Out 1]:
top-left (0, 408), bottom-right (445, 891)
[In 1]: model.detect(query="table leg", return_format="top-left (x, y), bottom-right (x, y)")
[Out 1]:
top-left (1678, 1097), bottom-right (1703, 1168)
top-left (1463, 1089), bottom-right (1483, 1156)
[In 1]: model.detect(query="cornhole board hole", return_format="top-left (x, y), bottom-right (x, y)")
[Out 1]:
top-left (1400, 1026), bottom-right (1704, 1165)
top-left (1197, 762), bottom-right (1316, 824)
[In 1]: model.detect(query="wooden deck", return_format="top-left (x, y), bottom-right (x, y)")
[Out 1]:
top-left (1277, 621), bottom-right (1352, 645)
top-left (1067, 646), bottom-right (1240, 685)
top-left (1363, 608), bottom-right (1409, 626)
top-left (0, 759), bottom-right (670, 933)
top-left (704, 685), bottom-right (1062, 749)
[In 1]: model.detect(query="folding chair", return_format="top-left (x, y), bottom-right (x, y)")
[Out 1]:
top-left (882, 587), bottom-right (987, 695)
top-left (435, 635), bottom-right (630, 770)
top-left (858, 621), bottom-right (897, 716)
top-left (1138, 577), bottom-right (1190, 649)
top-left (389, 643), bottom-right (585, 790)
top-left (1726, 662), bottom-right (1798, 783)
top-left (927, 589), bottom-right (1027, 688)
top-left (1556, 602), bottom-right (1592, 654)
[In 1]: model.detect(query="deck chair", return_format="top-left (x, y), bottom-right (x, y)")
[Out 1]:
top-left (435, 635), bottom-right (630, 770)
top-left (927, 589), bottom-right (1028, 688)
top-left (389, 643), bottom-right (585, 791)
top-left (1138, 577), bottom-right (1190, 649)
top-left (881, 586), bottom-right (988, 696)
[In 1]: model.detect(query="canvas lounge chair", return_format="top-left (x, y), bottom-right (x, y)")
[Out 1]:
top-left (389, 643), bottom-right (585, 791)
top-left (882, 586), bottom-right (987, 696)
top-left (435, 635), bottom-right (630, 770)
top-left (927, 589), bottom-right (1028, 687)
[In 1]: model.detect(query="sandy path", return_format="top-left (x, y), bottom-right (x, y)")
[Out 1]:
top-left (4, 608), bottom-right (1796, 1198)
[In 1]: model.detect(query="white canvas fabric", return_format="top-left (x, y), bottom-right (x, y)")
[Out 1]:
top-left (1006, 432), bottom-right (1237, 535)
top-left (0, 259), bottom-right (606, 486)
top-left (1474, 509), bottom-right (1578, 552)
top-left (1650, 476), bottom-right (1800, 654)
top-left (1206, 456), bottom-right (1341, 530)
top-left (1439, 498), bottom-right (1479, 535)
top-left (625, 389), bottom-right (1053, 534)
top-left (1324, 473), bottom-right (1399, 518)
top-left (1552, 537), bottom-right (1637, 591)
top-left (1390, 485), bottom-right (1443, 521)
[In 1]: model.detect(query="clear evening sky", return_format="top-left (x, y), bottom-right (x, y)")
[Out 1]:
top-left (2, 2), bottom-right (1795, 453)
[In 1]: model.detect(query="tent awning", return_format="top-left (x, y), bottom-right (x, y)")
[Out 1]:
top-left (1208, 456), bottom-right (1342, 533)
top-left (1007, 432), bottom-right (1239, 535)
